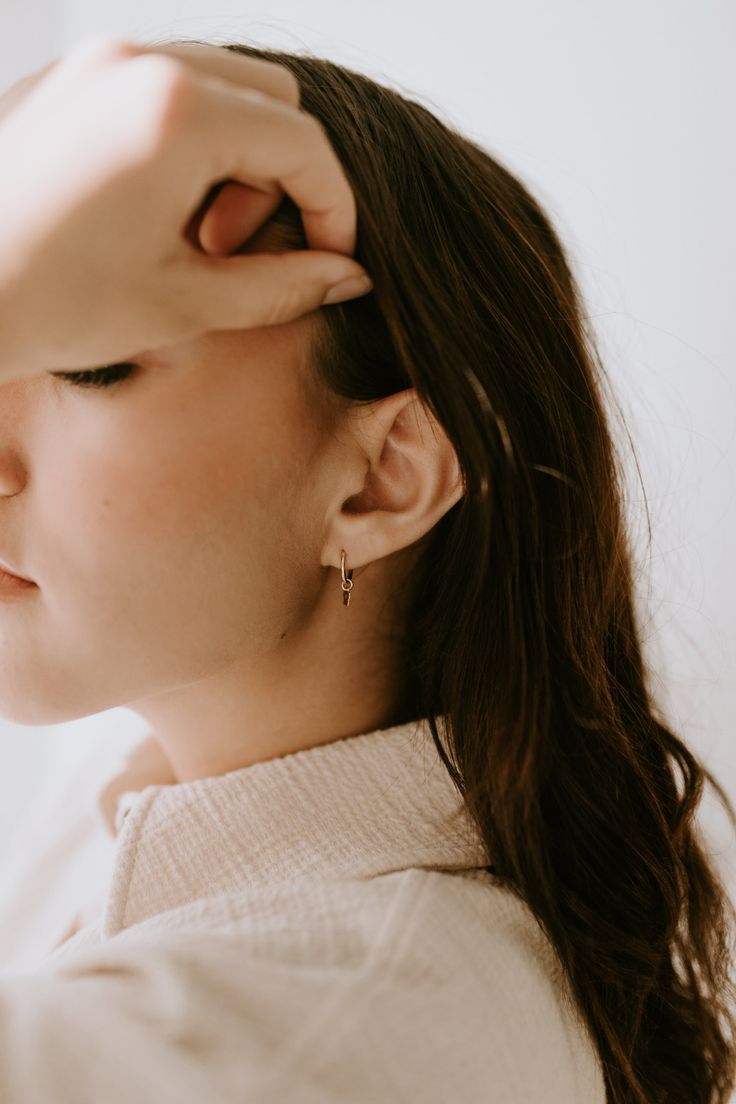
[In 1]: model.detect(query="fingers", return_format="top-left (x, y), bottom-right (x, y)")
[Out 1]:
top-left (98, 38), bottom-right (350, 255)
top-left (0, 40), bottom-right (116, 126)
top-left (54, 32), bottom-right (144, 69)
top-left (0, 35), bottom-right (146, 129)
top-left (171, 248), bottom-right (372, 331)
top-left (0, 35), bottom-right (360, 260)
top-left (28, 33), bottom-right (145, 97)
top-left (142, 41), bottom-right (301, 108)
top-left (144, 45), bottom-right (304, 255)
top-left (0, 65), bottom-right (54, 124)
top-left (182, 77), bottom-right (358, 257)
top-left (137, 41), bottom-right (357, 257)
top-left (196, 181), bottom-right (285, 255)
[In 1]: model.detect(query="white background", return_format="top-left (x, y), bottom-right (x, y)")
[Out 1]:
top-left (1, 2), bottom-right (734, 912)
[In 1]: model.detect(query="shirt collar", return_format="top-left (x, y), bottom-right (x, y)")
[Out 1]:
top-left (98, 715), bottom-right (490, 937)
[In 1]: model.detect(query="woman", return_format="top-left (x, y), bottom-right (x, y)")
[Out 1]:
top-left (0, 34), bottom-right (734, 1104)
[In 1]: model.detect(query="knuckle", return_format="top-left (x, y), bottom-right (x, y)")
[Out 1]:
top-left (124, 54), bottom-right (196, 150)
top-left (134, 52), bottom-right (192, 104)
top-left (70, 32), bottom-right (137, 64)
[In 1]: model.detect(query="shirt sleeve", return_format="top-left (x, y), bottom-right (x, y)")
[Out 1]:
top-left (0, 910), bottom-right (604, 1104)
top-left (0, 932), bottom-right (342, 1104)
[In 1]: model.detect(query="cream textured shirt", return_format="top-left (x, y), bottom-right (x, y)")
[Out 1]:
top-left (0, 716), bottom-right (606, 1102)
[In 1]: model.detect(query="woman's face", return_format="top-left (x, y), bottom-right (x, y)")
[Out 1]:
top-left (0, 306), bottom-right (338, 727)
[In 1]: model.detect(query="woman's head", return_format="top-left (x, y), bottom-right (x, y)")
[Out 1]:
top-left (2, 37), bottom-right (735, 1102)
top-left (0, 200), bottom-right (463, 768)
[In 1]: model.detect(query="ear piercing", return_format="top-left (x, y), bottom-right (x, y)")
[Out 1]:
top-left (340, 549), bottom-right (354, 607)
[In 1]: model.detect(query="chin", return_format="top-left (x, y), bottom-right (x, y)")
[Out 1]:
top-left (0, 685), bottom-right (102, 728)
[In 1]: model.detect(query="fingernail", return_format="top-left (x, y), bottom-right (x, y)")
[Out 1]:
top-left (321, 274), bottom-right (373, 306)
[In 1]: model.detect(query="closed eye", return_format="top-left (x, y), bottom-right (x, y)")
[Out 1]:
top-left (49, 363), bottom-right (138, 389)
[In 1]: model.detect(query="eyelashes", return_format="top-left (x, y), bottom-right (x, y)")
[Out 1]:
top-left (50, 363), bottom-right (138, 389)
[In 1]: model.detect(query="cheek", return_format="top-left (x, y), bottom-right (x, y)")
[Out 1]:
top-left (51, 400), bottom-right (302, 608)
top-left (9, 383), bottom-right (320, 716)
top-left (84, 430), bottom-right (271, 569)
top-left (35, 364), bottom-right (320, 645)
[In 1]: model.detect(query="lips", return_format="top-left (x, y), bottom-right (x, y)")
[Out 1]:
top-left (0, 559), bottom-right (35, 584)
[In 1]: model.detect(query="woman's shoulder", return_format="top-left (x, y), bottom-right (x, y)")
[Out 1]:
top-left (43, 865), bottom-right (605, 1102)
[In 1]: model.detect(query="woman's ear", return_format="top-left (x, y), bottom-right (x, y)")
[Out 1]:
top-left (320, 388), bottom-right (465, 572)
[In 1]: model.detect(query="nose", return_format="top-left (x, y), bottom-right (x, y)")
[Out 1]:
top-left (0, 379), bottom-right (33, 495)
top-left (0, 446), bottom-right (25, 495)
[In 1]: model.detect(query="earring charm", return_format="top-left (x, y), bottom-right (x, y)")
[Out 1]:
top-left (340, 549), bottom-right (354, 607)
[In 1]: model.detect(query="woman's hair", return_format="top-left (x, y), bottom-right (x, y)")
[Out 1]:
top-left (170, 37), bottom-right (736, 1103)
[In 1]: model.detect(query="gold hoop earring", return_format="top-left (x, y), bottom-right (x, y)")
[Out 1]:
top-left (340, 549), bottom-right (354, 607)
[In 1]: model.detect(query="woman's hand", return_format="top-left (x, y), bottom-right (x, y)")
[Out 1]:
top-left (0, 34), bottom-right (372, 382)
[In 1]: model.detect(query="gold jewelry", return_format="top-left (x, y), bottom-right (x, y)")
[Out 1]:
top-left (340, 549), bottom-right (354, 607)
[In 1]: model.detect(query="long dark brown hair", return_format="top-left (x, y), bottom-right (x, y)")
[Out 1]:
top-left (167, 36), bottom-right (736, 1103)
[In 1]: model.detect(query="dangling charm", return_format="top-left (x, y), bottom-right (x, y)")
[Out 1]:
top-left (340, 549), bottom-right (354, 607)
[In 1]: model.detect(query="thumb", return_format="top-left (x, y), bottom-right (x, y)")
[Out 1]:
top-left (184, 249), bottom-right (373, 329)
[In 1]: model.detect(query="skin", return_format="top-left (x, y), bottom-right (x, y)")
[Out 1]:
top-left (0, 36), bottom-right (370, 380)
top-left (0, 216), bottom-right (465, 783)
